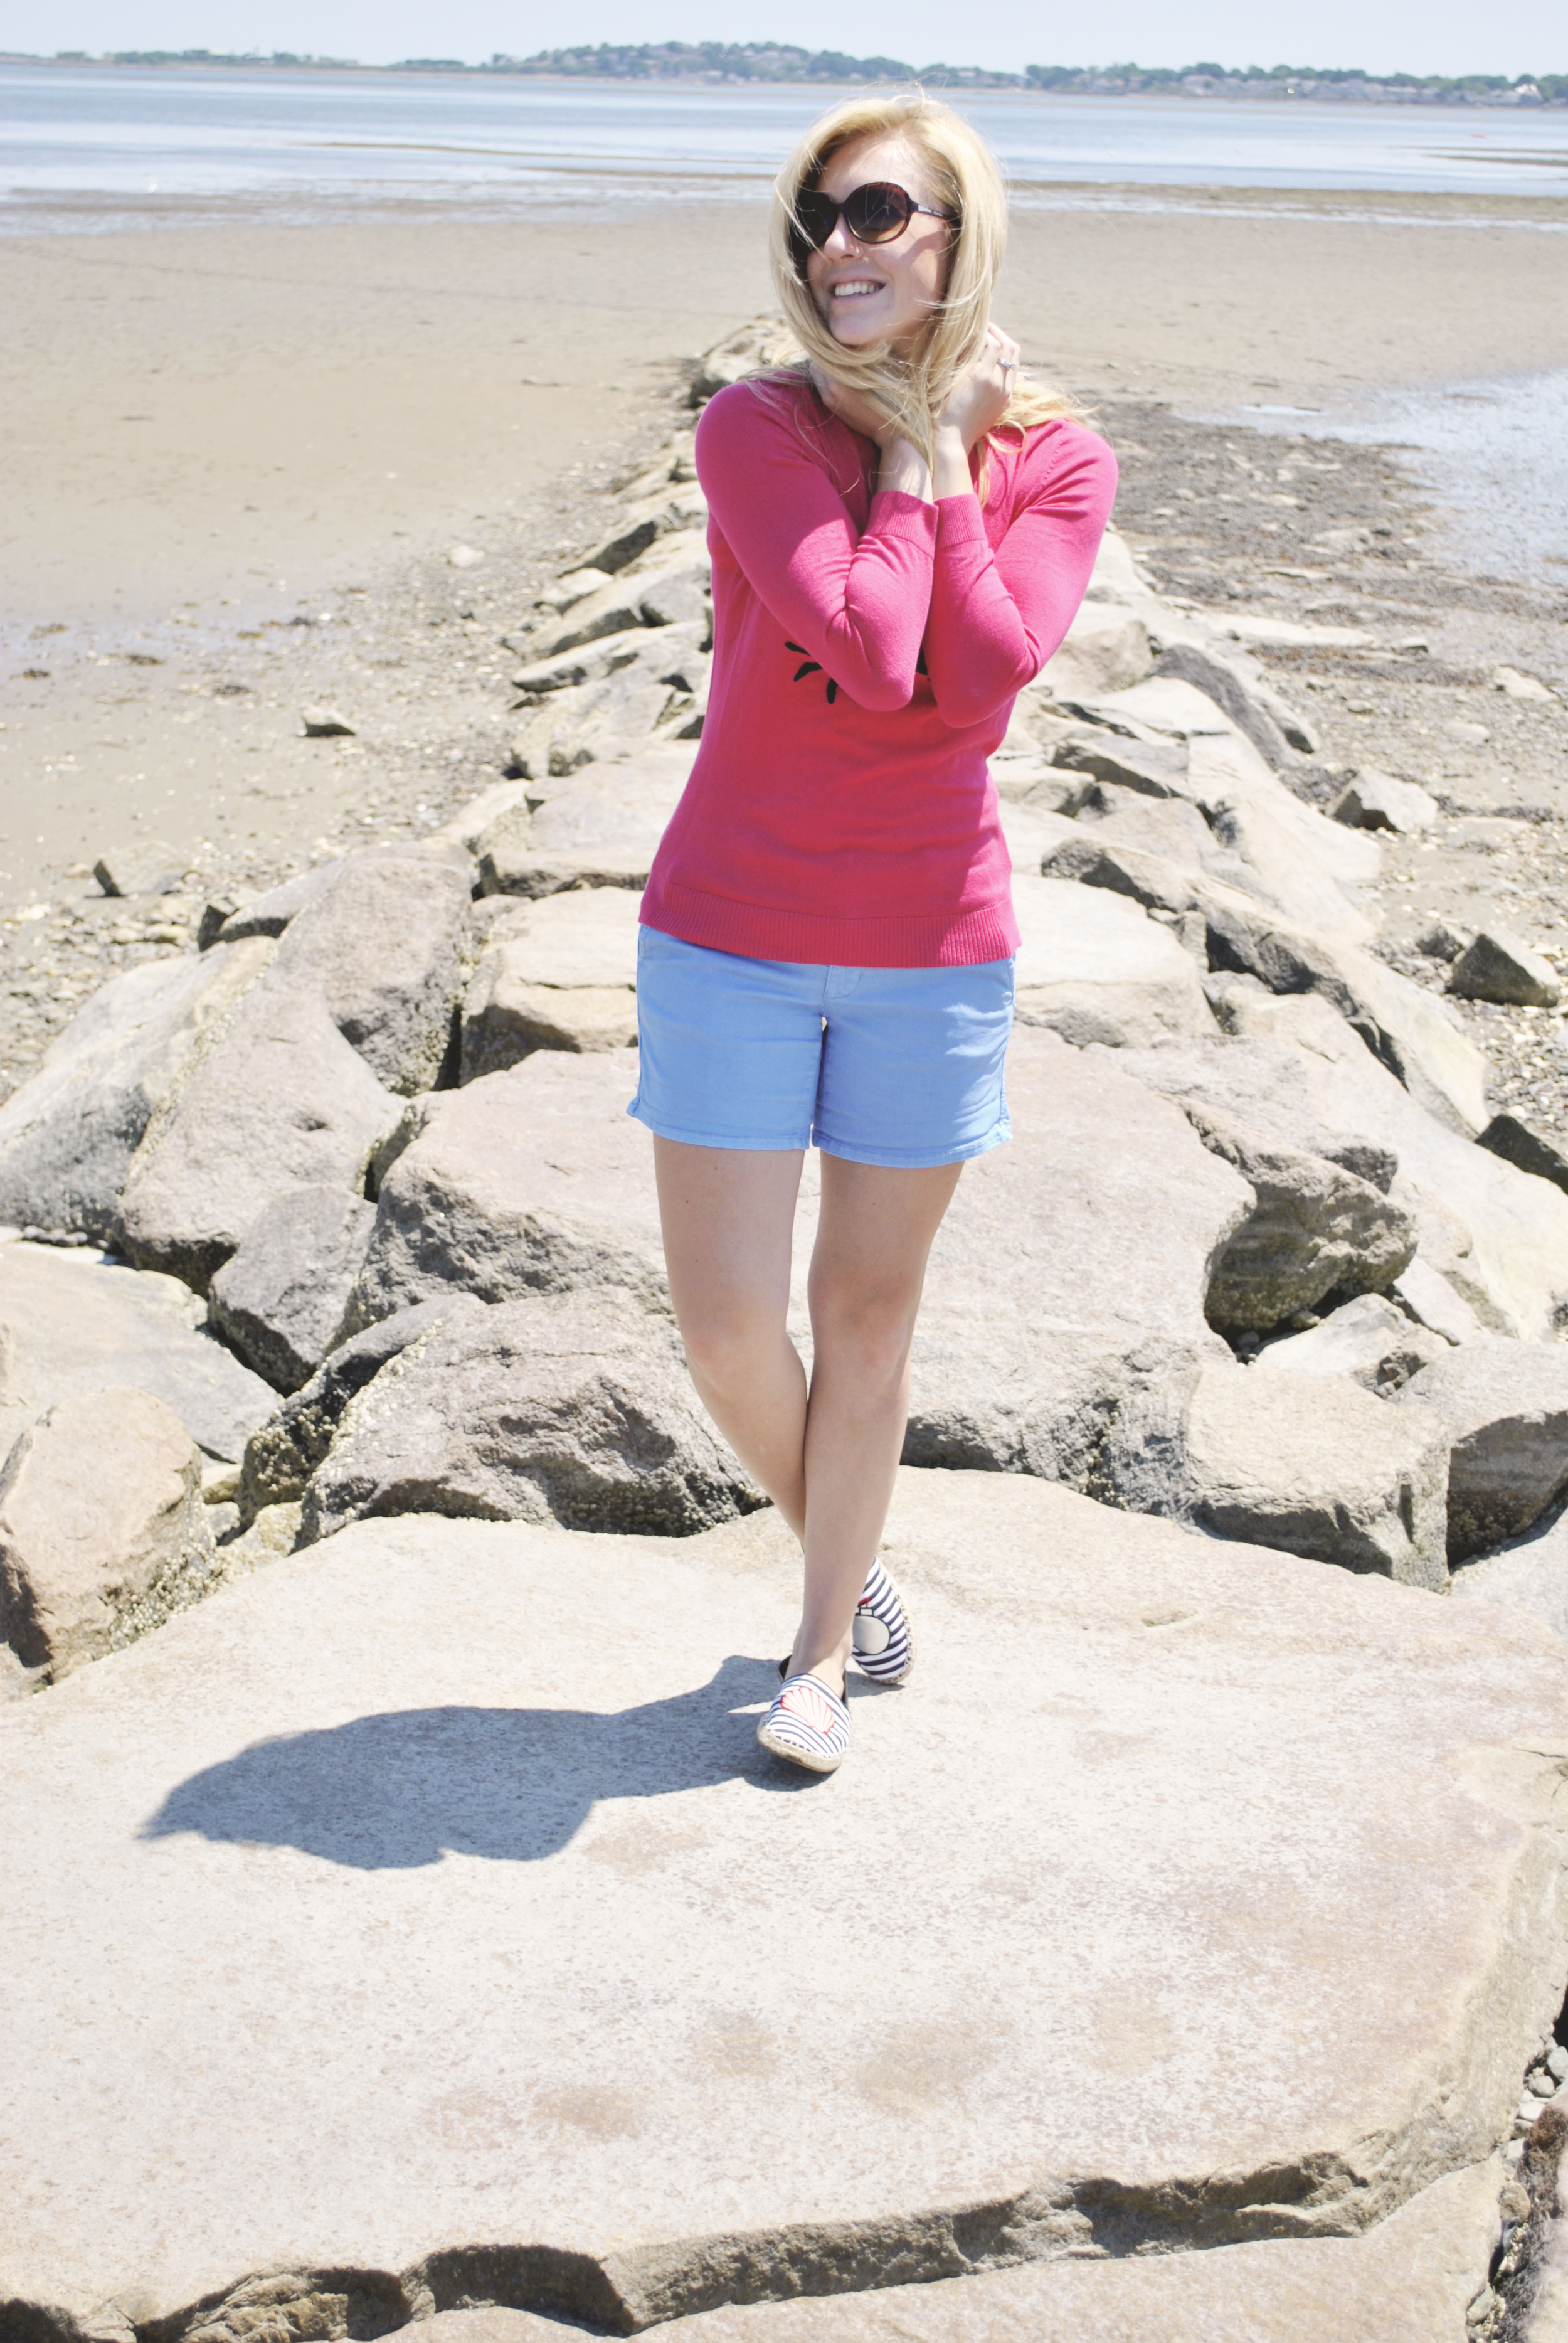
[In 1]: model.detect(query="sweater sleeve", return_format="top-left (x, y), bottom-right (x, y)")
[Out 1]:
top-left (921, 425), bottom-right (1120, 730)
top-left (694, 383), bottom-right (938, 715)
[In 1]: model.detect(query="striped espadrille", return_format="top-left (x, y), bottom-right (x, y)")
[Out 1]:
top-left (757, 1671), bottom-right (851, 1774)
top-left (852, 1556), bottom-right (914, 1686)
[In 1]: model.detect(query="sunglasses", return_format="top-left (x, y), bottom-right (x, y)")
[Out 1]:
top-left (789, 180), bottom-right (955, 263)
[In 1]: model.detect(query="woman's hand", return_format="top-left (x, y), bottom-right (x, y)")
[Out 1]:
top-left (807, 361), bottom-right (901, 447)
top-left (934, 324), bottom-right (1020, 453)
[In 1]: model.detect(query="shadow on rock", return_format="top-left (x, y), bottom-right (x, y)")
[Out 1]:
top-left (139, 1654), bottom-right (820, 1868)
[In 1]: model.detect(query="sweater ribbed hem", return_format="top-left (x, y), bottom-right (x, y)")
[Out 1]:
top-left (642, 881), bottom-right (1021, 970)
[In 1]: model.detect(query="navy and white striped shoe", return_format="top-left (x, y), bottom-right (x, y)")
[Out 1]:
top-left (757, 1671), bottom-right (851, 1774)
top-left (852, 1557), bottom-right (914, 1686)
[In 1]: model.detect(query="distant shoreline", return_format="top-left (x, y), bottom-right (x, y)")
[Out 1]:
top-left (4, 51), bottom-right (1564, 109)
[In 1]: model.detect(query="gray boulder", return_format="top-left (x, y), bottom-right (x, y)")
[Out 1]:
top-left (1253, 1293), bottom-right (1451, 1393)
top-left (1039, 605), bottom-right (1153, 698)
top-left (1397, 1345), bottom-right (1568, 1562)
top-left (0, 940), bottom-right (273, 1241)
top-left (303, 1289), bottom-right (758, 1543)
top-left (581, 485), bottom-right (709, 576)
top-left (460, 962), bottom-right (638, 1081)
top-left (524, 534), bottom-right (711, 663)
top-left (115, 985), bottom-right (401, 1292)
top-left (1185, 1104), bottom-right (1417, 1330)
top-left (479, 762), bottom-right (687, 898)
top-left (1110, 1013), bottom-right (1568, 1342)
top-left (0, 1240), bottom-right (275, 1464)
top-left (1450, 928), bottom-right (1561, 1009)
top-left (1012, 875), bottom-right (1215, 1048)
top-left (92, 839), bottom-right (189, 898)
top-left (342, 1053), bottom-right (662, 1332)
top-left (206, 859), bottom-right (344, 947)
top-left (1101, 1361), bottom-right (1450, 1587)
top-left (1332, 771), bottom-right (1439, 834)
top-left (238, 1295), bottom-right (487, 1519)
top-left (0, 1386), bottom-right (215, 1682)
top-left (904, 1028), bottom-right (1251, 1486)
top-left (207, 1186), bottom-right (378, 1393)
top-left (1152, 642), bottom-right (1293, 770)
top-left (262, 850), bottom-right (473, 1094)
top-left (1046, 731), bottom-right (1189, 797)
top-left (1478, 1112), bottom-right (1568, 1199)
top-left (1450, 1500), bottom-right (1568, 1640)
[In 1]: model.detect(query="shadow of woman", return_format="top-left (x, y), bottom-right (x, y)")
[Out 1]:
top-left (139, 1653), bottom-right (820, 1871)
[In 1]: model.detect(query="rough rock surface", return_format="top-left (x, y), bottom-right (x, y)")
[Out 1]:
top-left (261, 849), bottom-right (473, 1093)
top-left (4, 1470), bottom-right (1565, 2334)
top-left (208, 859), bottom-right (345, 945)
top-left (1101, 1361), bottom-right (1451, 1586)
top-left (648, 2160), bottom-right (1506, 2339)
top-left (239, 1296), bottom-right (487, 1520)
top-left (461, 968), bottom-right (639, 1079)
top-left (1451, 927), bottom-right (1562, 1011)
top-left (1039, 603), bottom-right (1152, 698)
top-left (1012, 876), bottom-right (1214, 1048)
top-left (479, 760), bottom-right (687, 897)
top-left (207, 1186), bottom-right (378, 1393)
top-left (0, 1386), bottom-right (213, 1682)
top-left (305, 1289), bottom-right (757, 1542)
top-left (1479, 1112), bottom-right (1568, 1200)
top-left (0, 938), bottom-right (273, 1240)
top-left (1111, 1009), bottom-right (1568, 1341)
top-left (1397, 1346), bottom-right (1568, 1562)
top-left (1187, 1103), bottom-right (1417, 1329)
top-left (1451, 1502), bottom-right (1568, 1643)
top-left (0, 1240), bottom-right (275, 1464)
top-left (904, 1029), bottom-right (1251, 1485)
top-left (343, 1053), bottom-right (662, 1331)
top-left (1332, 769), bottom-right (1440, 834)
top-left (115, 984), bottom-right (401, 1291)
top-left (1253, 1292), bottom-right (1451, 1392)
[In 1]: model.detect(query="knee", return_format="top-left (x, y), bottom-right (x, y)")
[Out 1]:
top-left (809, 1268), bottom-right (921, 1384)
top-left (675, 1303), bottom-right (786, 1398)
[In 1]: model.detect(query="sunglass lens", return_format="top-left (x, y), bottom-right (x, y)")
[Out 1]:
top-left (844, 183), bottom-right (913, 244)
top-left (794, 191), bottom-right (838, 251)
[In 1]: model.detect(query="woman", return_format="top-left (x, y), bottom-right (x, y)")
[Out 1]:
top-left (630, 92), bottom-right (1116, 1774)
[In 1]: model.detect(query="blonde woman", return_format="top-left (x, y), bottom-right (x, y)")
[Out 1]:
top-left (631, 92), bottom-right (1116, 1773)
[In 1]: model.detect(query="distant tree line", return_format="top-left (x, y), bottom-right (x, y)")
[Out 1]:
top-left (14, 44), bottom-right (1565, 103)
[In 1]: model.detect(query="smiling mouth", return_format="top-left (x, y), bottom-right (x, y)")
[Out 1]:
top-left (830, 280), bottom-right (884, 299)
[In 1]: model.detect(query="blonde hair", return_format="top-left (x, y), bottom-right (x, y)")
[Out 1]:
top-left (765, 90), bottom-right (1082, 483)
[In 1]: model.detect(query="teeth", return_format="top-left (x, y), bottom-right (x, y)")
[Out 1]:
top-left (832, 282), bottom-right (881, 297)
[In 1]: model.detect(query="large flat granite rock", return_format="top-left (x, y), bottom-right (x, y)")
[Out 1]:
top-left (4, 1470), bottom-right (1566, 2337)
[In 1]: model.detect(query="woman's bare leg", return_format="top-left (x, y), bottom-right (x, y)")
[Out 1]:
top-left (791, 1154), bottom-right (961, 1684)
top-left (652, 1139), bottom-right (810, 1534)
top-left (652, 1138), bottom-right (962, 1694)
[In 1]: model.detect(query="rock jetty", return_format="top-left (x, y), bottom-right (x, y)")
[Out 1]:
top-left (4, 317), bottom-right (1568, 2338)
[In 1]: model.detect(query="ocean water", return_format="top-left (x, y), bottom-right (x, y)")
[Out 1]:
top-left (4, 62), bottom-right (1568, 226)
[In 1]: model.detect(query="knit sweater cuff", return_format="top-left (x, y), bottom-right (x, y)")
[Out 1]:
top-left (934, 492), bottom-right (988, 544)
top-left (867, 488), bottom-right (940, 541)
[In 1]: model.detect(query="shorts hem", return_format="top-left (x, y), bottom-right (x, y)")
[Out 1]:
top-left (813, 1117), bottom-right (1012, 1171)
top-left (627, 1098), bottom-right (813, 1152)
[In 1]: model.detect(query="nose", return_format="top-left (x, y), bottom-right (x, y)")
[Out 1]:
top-left (820, 213), bottom-right (863, 259)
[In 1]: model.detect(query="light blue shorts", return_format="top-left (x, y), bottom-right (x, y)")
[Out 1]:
top-left (628, 926), bottom-right (1015, 1169)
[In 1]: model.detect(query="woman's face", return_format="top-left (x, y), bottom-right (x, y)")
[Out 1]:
top-left (803, 133), bottom-right (953, 357)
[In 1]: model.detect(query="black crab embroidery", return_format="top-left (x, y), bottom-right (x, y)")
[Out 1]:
top-left (784, 642), bottom-right (930, 700)
top-left (785, 640), bottom-right (838, 704)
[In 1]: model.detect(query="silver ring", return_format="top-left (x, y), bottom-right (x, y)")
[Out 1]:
top-left (999, 359), bottom-right (1016, 372)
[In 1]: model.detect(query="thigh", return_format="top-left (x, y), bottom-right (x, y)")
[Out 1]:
top-left (629, 928), bottom-right (825, 1152)
top-left (813, 959), bottom-right (1016, 1170)
top-left (809, 1152), bottom-right (963, 1314)
top-left (653, 1137), bottom-right (805, 1337)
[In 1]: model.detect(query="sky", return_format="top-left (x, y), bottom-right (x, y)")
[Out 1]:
top-left (0, 0), bottom-right (1560, 79)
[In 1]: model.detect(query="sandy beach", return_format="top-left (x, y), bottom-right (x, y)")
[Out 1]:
top-left (2, 183), bottom-right (1566, 1086)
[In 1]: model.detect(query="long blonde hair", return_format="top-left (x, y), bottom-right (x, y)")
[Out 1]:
top-left (766, 90), bottom-right (1081, 481)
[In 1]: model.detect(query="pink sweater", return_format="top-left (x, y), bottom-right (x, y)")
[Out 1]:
top-left (640, 376), bottom-right (1118, 967)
